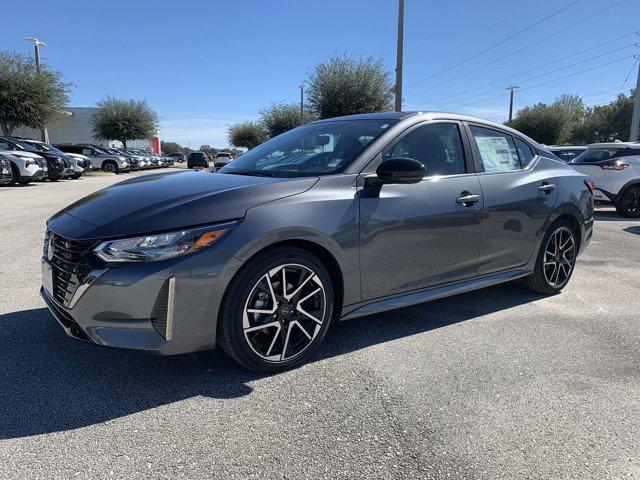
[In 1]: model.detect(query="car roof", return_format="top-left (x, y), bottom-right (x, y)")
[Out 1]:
top-left (587, 141), bottom-right (640, 149)
top-left (312, 111), bottom-right (544, 149)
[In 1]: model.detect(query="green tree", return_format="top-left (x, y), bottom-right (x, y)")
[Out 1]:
top-left (306, 52), bottom-right (393, 119)
top-left (506, 103), bottom-right (566, 145)
top-left (199, 144), bottom-right (218, 156)
top-left (0, 50), bottom-right (72, 136)
top-left (160, 141), bottom-right (182, 154)
top-left (572, 93), bottom-right (635, 144)
top-left (228, 121), bottom-right (268, 150)
top-left (552, 94), bottom-right (585, 143)
top-left (260, 101), bottom-right (315, 137)
top-left (92, 97), bottom-right (159, 148)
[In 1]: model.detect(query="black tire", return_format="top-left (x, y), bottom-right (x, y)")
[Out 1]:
top-left (218, 247), bottom-right (334, 372)
top-left (615, 186), bottom-right (640, 218)
top-left (102, 161), bottom-right (118, 174)
top-left (522, 219), bottom-right (578, 295)
top-left (7, 163), bottom-right (19, 186)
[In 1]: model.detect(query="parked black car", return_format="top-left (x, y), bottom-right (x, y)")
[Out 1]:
top-left (167, 152), bottom-right (186, 163)
top-left (187, 151), bottom-right (210, 169)
top-left (0, 156), bottom-right (12, 185)
top-left (0, 137), bottom-right (71, 181)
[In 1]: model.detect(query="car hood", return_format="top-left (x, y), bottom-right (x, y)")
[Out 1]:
top-left (48, 170), bottom-right (317, 240)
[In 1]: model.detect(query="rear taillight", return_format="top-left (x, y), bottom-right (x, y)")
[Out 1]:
top-left (584, 180), bottom-right (596, 194)
top-left (601, 161), bottom-right (629, 170)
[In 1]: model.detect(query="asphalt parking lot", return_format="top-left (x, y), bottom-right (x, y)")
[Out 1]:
top-left (1, 171), bottom-right (639, 479)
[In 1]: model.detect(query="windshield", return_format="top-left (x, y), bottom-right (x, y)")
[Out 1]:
top-left (11, 140), bottom-right (41, 153)
top-left (219, 119), bottom-right (396, 177)
top-left (573, 148), bottom-right (621, 163)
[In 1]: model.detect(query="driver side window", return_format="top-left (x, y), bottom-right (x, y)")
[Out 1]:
top-left (382, 123), bottom-right (466, 176)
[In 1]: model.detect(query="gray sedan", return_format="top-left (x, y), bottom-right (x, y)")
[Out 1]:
top-left (41, 112), bottom-right (594, 371)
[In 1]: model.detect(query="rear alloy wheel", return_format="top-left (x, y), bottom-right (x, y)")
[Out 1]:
top-left (523, 220), bottom-right (577, 295)
top-left (615, 186), bottom-right (640, 218)
top-left (103, 161), bottom-right (118, 174)
top-left (218, 248), bottom-right (333, 371)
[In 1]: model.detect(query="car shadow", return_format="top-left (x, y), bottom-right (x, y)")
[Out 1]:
top-left (624, 226), bottom-right (640, 235)
top-left (0, 283), bottom-right (544, 440)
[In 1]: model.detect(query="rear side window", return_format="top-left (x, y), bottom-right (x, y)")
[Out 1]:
top-left (470, 126), bottom-right (520, 172)
top-left (514, 138), bottom-right (535, 167)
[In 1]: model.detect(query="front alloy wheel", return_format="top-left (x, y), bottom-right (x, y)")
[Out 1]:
top-left (243, 264), bottom-right (326, 362)
top-left (218, 248), bottom-right (334, 371)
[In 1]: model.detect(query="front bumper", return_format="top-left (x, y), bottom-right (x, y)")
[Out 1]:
top-left (40, 230), bottom-right (243, 355)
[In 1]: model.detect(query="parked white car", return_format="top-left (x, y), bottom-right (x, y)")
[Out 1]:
top-left (64, 153), bottom-right (93, 178)
top-left (570, 142), bottom-right (640, 217)
top-left (547, 145), bottom-right (587, 163)
top-left (0, 141), bottom-right (47, 184)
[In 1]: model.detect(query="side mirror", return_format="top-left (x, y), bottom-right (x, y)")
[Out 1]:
top-left (366, 157), bottom-right (426, 186)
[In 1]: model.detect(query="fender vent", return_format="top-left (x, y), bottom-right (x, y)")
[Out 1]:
top-left (150, 277), bottom-right (175, 340)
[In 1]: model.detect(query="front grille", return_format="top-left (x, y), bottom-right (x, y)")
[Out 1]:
top-left (35, 157), bottom-right (46, 167)
top-left (44, 230), bottom-right (95, 307)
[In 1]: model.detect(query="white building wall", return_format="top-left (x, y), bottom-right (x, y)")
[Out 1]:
top-left (14, 107), bottom-right (156, 151)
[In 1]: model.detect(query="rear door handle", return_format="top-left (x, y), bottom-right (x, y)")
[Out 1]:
top-left (456, 193), bottom-right (481, 205)
top-left (538, 182), bottom-right (556, 193)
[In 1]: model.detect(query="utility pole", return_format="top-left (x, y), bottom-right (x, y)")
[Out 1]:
top-left (394, 0), bottom-right (404, 112)
top-left (25, 37), bottom-right (49, 143)
top-left (630, 56), bottom-right (640, 142)
top-left (506, 85), bottom-right (519, 122)
top-left (299, 83), bottom-right (304, 122)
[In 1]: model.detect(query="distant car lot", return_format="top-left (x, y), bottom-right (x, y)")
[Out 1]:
top-left (0, 170), bottom-right (639, 478)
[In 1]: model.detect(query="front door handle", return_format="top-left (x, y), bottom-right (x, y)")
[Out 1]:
top-left (538, 182), bottom-right (556, 194)
top-left (456, 193), bottom-right (481, 205)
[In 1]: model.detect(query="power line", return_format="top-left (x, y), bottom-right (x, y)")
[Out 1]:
top-left (407, 32), bottom-right (639, 102)
top-left (418, 43), bottom-right (638, 109)
top-left (449, 55), bottom-right (635, 110)
top-left (406, 0), bottom-right (629, 94)
top-left (405, 0), bottom-right (585, 89)
top-left (619, 57), bottom-right (640, 92)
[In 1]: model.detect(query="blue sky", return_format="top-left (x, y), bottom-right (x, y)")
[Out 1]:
top-left (5, 0), bottom-right (639, 147)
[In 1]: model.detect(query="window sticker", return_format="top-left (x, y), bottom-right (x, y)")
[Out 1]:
top-left (475, 136), bottom-right (516, 171)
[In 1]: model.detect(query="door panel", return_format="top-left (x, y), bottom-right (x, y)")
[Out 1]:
top-left (359, 174), bottom-right (483, 300)
top-left (476, 158), bottom-right (557, 274)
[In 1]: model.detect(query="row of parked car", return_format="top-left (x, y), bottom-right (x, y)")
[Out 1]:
top-left (548, 141), bottom-right (640, 218)
top-left (0, 136), bottom-right (178, 186)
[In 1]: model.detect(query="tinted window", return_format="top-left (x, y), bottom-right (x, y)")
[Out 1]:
top-left (470, 126), bottom-right (520, 172)
top-left (514, 138), bottom-right (535, 167)
top-left (0, 141), bottom-right (11, 151)
top-left (383, 123), bottom-right (466, 176)
top-left (220, 119), bottom-right (395, 177)
top-left (573, 148), bottom-right (621, 163)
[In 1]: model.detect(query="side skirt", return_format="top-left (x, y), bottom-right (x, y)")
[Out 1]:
top-left (340, 269), bottom-right (532, 321)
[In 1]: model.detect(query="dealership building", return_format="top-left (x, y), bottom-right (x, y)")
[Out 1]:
top-left (13, 107), bottom-right (161, 152)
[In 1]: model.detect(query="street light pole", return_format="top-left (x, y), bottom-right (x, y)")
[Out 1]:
top-left (394, 0), bottom-right (404, 112)
top-left (299, 83), bottom-right (304, 122)
top-left (25, 37), bottom-right (49, 143)
top-left (630, 56), bottom-right (640, 142)
top-left (506, 85), bottom-right (519, 122)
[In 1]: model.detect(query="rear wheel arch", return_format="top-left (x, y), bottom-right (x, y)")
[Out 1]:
top-left (617, 179), bottom-right (640, 200)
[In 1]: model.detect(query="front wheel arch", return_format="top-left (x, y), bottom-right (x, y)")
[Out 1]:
top-left (217, 239), bottom-right (345, 338)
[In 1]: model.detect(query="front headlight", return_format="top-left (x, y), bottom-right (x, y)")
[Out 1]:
top-left (93, 222), bottom-right (237, 263)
